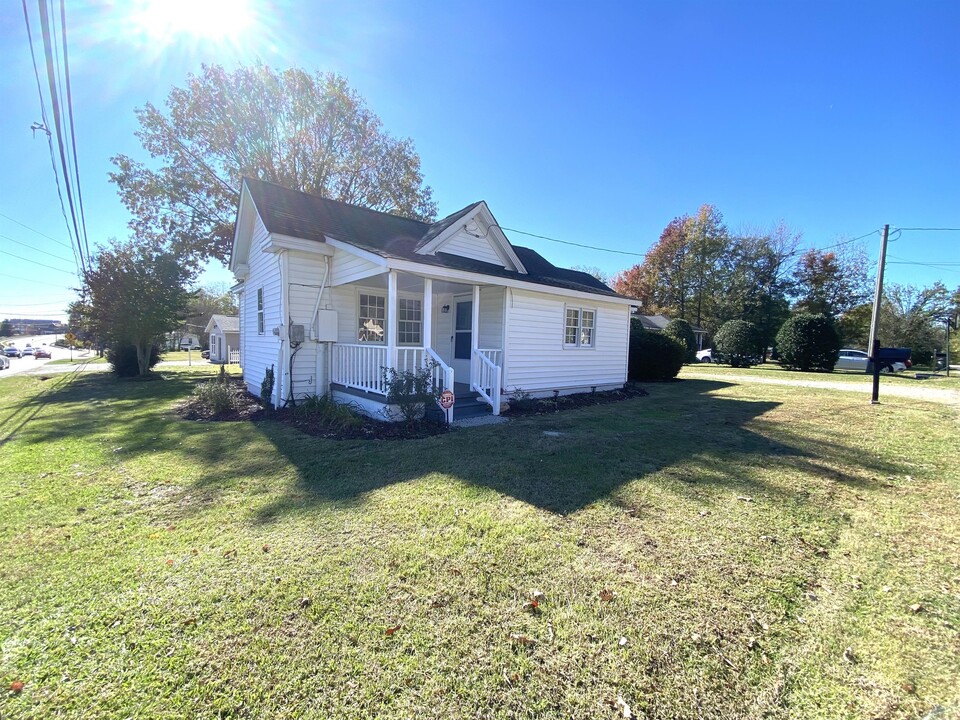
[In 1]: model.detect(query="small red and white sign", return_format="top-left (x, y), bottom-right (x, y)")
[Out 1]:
top-left (439, 389), bottom-right (455, 410)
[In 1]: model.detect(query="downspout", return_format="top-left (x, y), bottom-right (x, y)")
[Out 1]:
top-left (275, 252), bottom-right (287, 408)
top-left (311, 256), bottom-right (331, 397)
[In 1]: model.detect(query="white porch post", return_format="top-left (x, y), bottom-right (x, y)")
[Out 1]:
top-left (471, 284), bottom-right (480, 386)
top-left (387, 270), bottom-right (398, 372)
top-left (423, 277), bottom-right (433, 351)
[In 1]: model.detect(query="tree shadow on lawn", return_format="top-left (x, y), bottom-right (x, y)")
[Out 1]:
top-left (243, 378), bottom-right (906, 521)
top-left (10, 373), bottom-right (912, 520)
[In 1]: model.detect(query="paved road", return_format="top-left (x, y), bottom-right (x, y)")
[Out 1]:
top-left (683, 371), bottom-right (960, 407)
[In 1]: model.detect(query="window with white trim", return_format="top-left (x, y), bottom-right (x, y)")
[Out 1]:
top-left (257, 288), bottom-right (265, 335)
top-left (397, 298), bottom-right (422, 345)
top-left (564, 307), bottom-right (595, 347)
top-left (357, 293), bottom-right (386, 342)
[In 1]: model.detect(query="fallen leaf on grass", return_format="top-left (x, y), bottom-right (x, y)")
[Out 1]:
top-left (530, 590), bottom-right (546, 603)
top-left (10, 680), bottom-right (24, 693)
top-left (222, 549), bottom-right (237, 558)
top-left (509, 633), bottom-right (534, 646)
top-left (605, 695), bottom-right (633, 718)
top-left (736, 496), bottom-right (754, 503)
top-left (843, 646), bottom-right (856, 663)
top-left (522, 599), bottom-right (540, 612)
top-left (385, 624), bottom-right (401, 636)
top-left (909, 603), bottom-right (924, 613)
top-left (618, 636), bottom-right (628, 647)
top-left (599, 589), bottom-right (615, 602)
top-left (262, 544), bottom-right (270, 553)
top-left (298, 597), bottom-right (312, 609)
top-left (165, 559), bottom-right (174, 566)
top-left (901, 681), bottom-right (916, 694)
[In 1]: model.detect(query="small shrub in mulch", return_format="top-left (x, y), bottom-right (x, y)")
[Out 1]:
top-left (278, 410), bottom-right (447, 441)
top-left (504, 384), bottom-right (648, 417)
top-left (177, 378), bottom-right (265, 421)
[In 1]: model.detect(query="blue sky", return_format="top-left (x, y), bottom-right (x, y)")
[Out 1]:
top-left (1, 0), bottom-right (957, 322)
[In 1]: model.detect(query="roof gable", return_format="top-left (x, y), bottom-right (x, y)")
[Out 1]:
top-left (235, 177), bottom-right (630, 302)
top-left (414, 201), bottom-right (526, 274)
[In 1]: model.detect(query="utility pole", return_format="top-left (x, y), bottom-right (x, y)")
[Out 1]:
top-left (867, 225), bottom-right (890, 404)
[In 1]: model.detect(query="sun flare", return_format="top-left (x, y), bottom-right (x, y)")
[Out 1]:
top-left (131, 0), bottom-right (252, 45)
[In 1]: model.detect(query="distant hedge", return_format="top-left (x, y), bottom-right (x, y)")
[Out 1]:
top-left (776, 313), bottom-right (840, 371)
top-left (714, 320), bottom-right (759, 368)
top-left (628, 322), bottom-right (685, 381)
top-left (663, 318), bottom-right (697, 363)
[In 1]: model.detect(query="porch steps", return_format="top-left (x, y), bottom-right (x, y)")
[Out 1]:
top-left (426, 386), bottom-right (491, 422)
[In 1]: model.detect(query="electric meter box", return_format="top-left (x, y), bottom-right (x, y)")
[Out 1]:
top-left (315, 310), bottom-right (338, 342)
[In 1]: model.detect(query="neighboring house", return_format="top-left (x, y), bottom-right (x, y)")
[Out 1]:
top-left (635, 313), bottom-right (707, 350)
top-left (166, 332), bottom-right (202, 350)
top-left (229, 178), bottom-right (638, 419)
top-left (204, 315), bottom-right (240, 364)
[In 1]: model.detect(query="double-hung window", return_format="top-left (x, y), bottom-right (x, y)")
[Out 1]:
top-left (357, 293), bottom-right (386, 342)
top-left (564, 307), bottom-right (596, 348)
top-left (257, 288), bottom-right (265, 335)
top-left (397, 298), bottom-right (422, 345)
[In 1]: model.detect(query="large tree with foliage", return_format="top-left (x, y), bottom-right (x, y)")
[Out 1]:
top-left (0, 319), bottom-right (12, 337)
top-left (110, 64), bottom-right (438, 266)
top-left (878, 282), bottom-right (951, 365)
top-left (791, 246), bottom-right (871, 318)
top-left (76, 241), bottom-right (195, 376)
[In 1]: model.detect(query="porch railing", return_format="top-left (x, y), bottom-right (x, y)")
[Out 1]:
top-left (332, 344), bottom-right (389, 393)
top-left (472, 348), bottom-right (502, 415)
top-left (331, 344), bottom-right (453, 397)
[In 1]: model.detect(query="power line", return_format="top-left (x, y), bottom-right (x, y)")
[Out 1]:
top-left (21, 0), bottom-right (83, 276)
top-left (57, 0), bottom-right (90, 262)
top-left (36, 0), bottom-right (86, 275)
top-left (0, 210), bottom-right (72, 249)
top-left (0, 232), bottom-right (76, 263)
top-left (894, 227), bottom-right (960, 232)
top-left (496, 225), bottom-right (649, 257)
top-left (0, 247), bottom-right (77, 274)
top-left (0, 269), bottom-right (75, 285)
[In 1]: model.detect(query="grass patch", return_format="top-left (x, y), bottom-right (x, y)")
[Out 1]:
top-left (45, 355), bottom-right (108, 366)
top-left (685, 361), bottom-right (960, 388)
top-left (1, 367), bottom-right (957, 718)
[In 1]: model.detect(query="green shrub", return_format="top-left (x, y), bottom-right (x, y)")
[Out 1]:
top-left (628, 321), bottom-right (685, 381)
top-left (293, 394), bottom-right (363, 429)
top-left (714, 320), bottom-right (760, 368)
top-left (508, 388), bottom-right (540, 412)
top-left (191, 379), bottom-right (244, 414)
top-left (776, 313), bottom-right (841, 371)
top-left (108, 344), bottom-right (160, 377)
top-left (663, 318), bottom-right (697, 363)
top-left (382, 361), bottom-right (441, 422)
top-left (260, 365), bottom-right (275, 408)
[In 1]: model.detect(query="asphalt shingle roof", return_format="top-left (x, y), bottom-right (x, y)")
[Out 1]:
top-left (243, 177), bottom-right (630, 300)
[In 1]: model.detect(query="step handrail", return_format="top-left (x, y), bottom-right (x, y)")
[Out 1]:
top-left (472, 349), bottom-right (501, 416)
top-left (425, 347), bottom-right (455, 423)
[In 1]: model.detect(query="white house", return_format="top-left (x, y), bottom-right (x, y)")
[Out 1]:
top-left (229, 178), bottom-right (638, 420)
top-left (204, 314), bottom-right (240, 364)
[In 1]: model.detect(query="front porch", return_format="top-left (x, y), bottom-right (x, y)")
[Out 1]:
top-left (327, 271), bottom-right (504, 417)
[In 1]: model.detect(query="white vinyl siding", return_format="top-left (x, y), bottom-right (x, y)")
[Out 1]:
top-left (504, 289), bottom-right (628, 392)
top-left (330, 247), bottom-right (384, 286)
top-left (438, 226), bottom-right (504, 266)
top-left (478, 286), bottom-right (504, 350)
top-left (285, 250), bottom-right (328, 400)
top-left (240, 215), bottom-right (281, 397)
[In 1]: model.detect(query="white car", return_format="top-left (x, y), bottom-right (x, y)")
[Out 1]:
top-left (696, 348), bottom-right (713, 362)
top-left (835, 348), bottom-right (869, 371)
top-left (0, 355), bottom-right (9, 370)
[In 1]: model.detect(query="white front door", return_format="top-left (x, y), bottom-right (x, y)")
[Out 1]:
top-left (450, 297), bottom-right (473, 384)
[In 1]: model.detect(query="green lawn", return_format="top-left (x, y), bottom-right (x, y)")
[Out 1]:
top-left (45, 355), bottom-right (108, 366)
top-left (1, 368), bottom-right (957, 718)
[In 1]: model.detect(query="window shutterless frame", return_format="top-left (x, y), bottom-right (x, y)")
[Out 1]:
top-left (563, 306), bottom-right (596, 348)
top-left (257, 288), bottom-right (265, 335)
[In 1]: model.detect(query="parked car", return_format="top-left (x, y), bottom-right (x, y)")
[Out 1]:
top-left (34, 347), bottom-right (51, 359)
top-left (180, 343), bottom-right (202, 351)
top-left (200, 349), bottom-right (210, 359)
top-left (0, 355), bottom-right (9, 370)
top-left (696, 348), bottom-right (713, 362)
top-left (4, 346), bottom-right (21, 358)
top-left (21, 346), bottom-right (35, 356)
top-left (835, 348), bottom-right (869, 371)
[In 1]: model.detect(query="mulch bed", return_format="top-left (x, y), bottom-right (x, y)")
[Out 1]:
top-left (504, 383), bottom-right (649, 417)
top-left (176, 381), bottom-right (649, 439)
